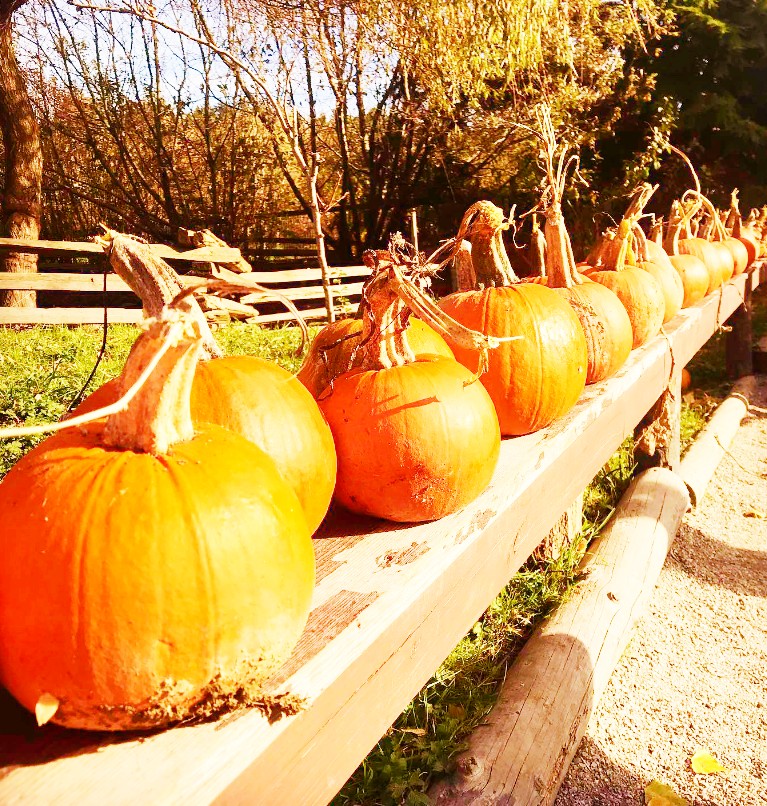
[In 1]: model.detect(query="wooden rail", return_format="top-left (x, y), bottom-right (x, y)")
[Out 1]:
top-left (0, 238), bottom-right (370, 325)
top-left (0, 267), bottom-right (761, 805)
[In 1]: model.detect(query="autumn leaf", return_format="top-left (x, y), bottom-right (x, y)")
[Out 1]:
top-left (644, 779), bottom-right (689, 806)
top-left (644, 781), bottom-right (689, 806)
top-left (691, 749), bottom-right (727, 774)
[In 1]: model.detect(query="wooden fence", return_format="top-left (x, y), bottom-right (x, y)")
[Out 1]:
top-left (0, 263), bottom-right (762, 805)
top-left (0, 238), bottom-right (370, 325)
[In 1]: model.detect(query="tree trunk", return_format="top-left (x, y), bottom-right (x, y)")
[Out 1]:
top-left (0, 0), bottom-right (42, 308)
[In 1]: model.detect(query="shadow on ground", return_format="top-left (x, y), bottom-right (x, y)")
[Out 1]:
top-left (670, 522), bottom-right (767, 598)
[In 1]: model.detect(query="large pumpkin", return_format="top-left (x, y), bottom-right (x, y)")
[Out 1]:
top-left (77, 234), bottom-right (337, 534)
top-left (585, 186), bottom-right (665, 348)
top-left (0, 311), bottom-right (315, 731)
top-left (318, 254), bottom-right (501, 522)
top-left (297, 315), bottom-right (452, 398)
top-left (439, 202), bottom-right (588, 435)
top-left (664, 200), bottom-right (722, 304)
top-left (631, 222), bottom-right (684, 322)
top-left (529, 170), bottom-right (632, 384)
top-left (725, 189), bottom-right (758, 270)
top-left (78, 356), bottom-right (336, 535)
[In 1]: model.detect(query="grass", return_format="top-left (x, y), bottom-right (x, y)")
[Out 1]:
top-left (0, 285), bottom-right (763, 803)
top-left (0, 322), bottom-right (308, 478)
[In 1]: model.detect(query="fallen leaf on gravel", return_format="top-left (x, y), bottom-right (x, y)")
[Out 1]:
top-left (742, 509), bottom-right (766, 519)
top-left (691, 749), bottom-right (727, 774)
top-left (644, 779), bottom-right (689, 805)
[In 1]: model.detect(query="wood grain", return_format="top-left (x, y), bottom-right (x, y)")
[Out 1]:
top-left (430, 468), bottom-right (690, 805)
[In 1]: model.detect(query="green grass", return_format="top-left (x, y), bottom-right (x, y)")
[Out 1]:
top-left (0, 322), bottom-right (308, 478)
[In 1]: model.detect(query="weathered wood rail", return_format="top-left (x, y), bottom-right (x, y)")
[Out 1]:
top-left (0, 238), bottom-right (370, 325)
top-left (0, 266), bottom-right (763, 805)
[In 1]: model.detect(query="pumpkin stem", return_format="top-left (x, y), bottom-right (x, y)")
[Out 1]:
top-left (664, 198), bottom-right (700, 256)
top-left (534, 105), bottom-right (585, 288)
top-left (454, 201), bottom-right (518, 289)
top-left (632, 222), bottom-right (650, 262)
top-left (350, 243), bottom-right (519, 376)
top-left (589, 183), bottom-right (657, 271)
top-left (96, 229), bottom-right (223, 360)
top-left (649, 216), bottom-right (664, 245)
top-left (530, 214), bottom-right (547, 278)
top-left (726, 189), bottom-right (741, 234)
top-left (683, 190), bottom-right (728, 242)
top-left (103, 310), bottom-right (201, 455)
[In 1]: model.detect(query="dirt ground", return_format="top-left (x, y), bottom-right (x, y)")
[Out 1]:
top-left (555, 376), bottom-right (767, 806)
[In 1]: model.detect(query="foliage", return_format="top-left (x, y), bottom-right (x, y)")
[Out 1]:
top-left (644, 0), bottom-right (767, 212)
top-left (9, 0), bottom-right (671, 258)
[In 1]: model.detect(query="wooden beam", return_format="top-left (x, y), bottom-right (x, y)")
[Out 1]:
top-left (430, 468), bottom-right (690, 806)
top-left (0, 307), bottom-right (144, 325)
top-left (0, 271), bottom-right (758, 806)
top-left (0, 238), bottom-right (241, 264)
top-left (678, 375), bottom-right (758, 506)
top-left (725, 269), bottom-right (754, 378)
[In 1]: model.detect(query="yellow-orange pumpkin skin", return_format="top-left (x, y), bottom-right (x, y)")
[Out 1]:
top-left (583, 267), bottom-right (665, 349)
top-left (676, 238), bottom-right (725, 294)
top-left (637, 260), bottom-right (684, 323)
top-left (298, 317), bottom-right (453, 398)
top-left (722, 237), bottom-right (749, 276)
top-left (319, 357), bottom-right (500, 522)
top-left (439, 284), bottom-right (588, 435)
top-left (668, 254), bottom-right (709, 307)
top-left (529, 276), bottom-right (633, 384)
top-left (77, 357), bottom-right (336, 534)
top-left (0, 423), bottom-right (314, 730)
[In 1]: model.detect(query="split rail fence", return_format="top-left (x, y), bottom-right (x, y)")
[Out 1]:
top-left (0, 238), bottom-right (369, 325)
top-left (0, 250), bottom-right (764, 805)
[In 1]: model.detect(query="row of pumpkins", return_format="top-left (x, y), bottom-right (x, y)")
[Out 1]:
top-left (0, 165), bottom-right (760, 733)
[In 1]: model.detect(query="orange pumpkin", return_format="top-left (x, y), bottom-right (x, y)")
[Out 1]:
top-left (531, 174), bottom-right (632, 384)
top-left (0, 309), bottom-right (314, 731)
top-left (664, 201), bottom-right (722, 303)
top-left (668, 254), bottom-right (710, 307)
top-left (439, 202), bottom-right (588, 435)
top-left (631, 223), bottom-right (684, 323)
top-left (318, 254), bottom-right (501, 522)
top-left (585, 186), bottom-right (665, 348)
top-left (77, 235), bottom-right (336, 534)
top-left (297, 316), bottom-right (453, 398)
top-left (725, 189), bottom-right (758, 271)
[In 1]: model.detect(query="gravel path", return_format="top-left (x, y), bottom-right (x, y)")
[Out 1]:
top-left (555, 377), bottom-right (767, 806)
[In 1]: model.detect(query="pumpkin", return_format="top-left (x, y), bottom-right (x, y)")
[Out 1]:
top-left (663, 201), bottom-right (716, 307)
top-left (0, 308), bottom-right (315, 731)
top-left (76, 234), bottom-right (336, 534)
top-left (439, 202), bottom-right (588, 435)
top-left (725, 189), bottom-right (758, 270)
top-left (529, 142), bottom-right (632, 384)
top-left (318, 248), bottom-right (501, 522)
top-left (631, 221), bottom-right (684, 323)
top-left (585, 185), bottom-right (665, 348)
top-left (681, 367), bottom-right (692, 392)
top-left (297, 316), bottom-right (453, 399)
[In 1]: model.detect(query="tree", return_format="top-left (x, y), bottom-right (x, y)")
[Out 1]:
top-left (0, 0), bottom-right (42, 307)
top-left (646, 0), bottom-right (767, 211)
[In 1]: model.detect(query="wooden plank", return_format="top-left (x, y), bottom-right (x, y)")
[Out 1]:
top-left (725, 272), bottom-right (754, 378)
top-left (0, 307), bottom-right (144, 325)
top-left (246, 266), bottom-right (370, 283)
top-left (0, 238), bottom-right (241, 264)
top-left (431, 468), bottom-right (690, 805)
top-left (0, 271), bottom-right (758, 806)
top-left (0, 273), bottom-right (129, 292)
